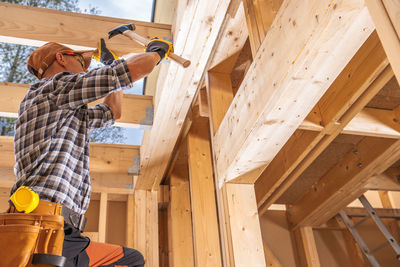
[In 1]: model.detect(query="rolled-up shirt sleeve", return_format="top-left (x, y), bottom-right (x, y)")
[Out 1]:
top-left (87, 103), bottom-right (115, 129)
top-left (49, 59), bottom-right (132, 109)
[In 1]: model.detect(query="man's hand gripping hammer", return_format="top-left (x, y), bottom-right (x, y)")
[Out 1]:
top-left (108, 23), bottom-right (190, 68)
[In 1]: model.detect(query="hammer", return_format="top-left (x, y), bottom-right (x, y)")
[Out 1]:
top-left (108, 23), bottom-right (191, 68)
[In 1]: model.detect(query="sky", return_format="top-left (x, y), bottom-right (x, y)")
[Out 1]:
top-left (79, 0), bottom-right (154, 145)
top-left (78, 0), bottom-right (154, 21)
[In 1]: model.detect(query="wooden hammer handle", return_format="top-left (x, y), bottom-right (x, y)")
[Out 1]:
top-left (123, 31), bottom-right (191, 68)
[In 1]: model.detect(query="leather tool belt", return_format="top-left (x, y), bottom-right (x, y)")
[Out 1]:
top-left (0, 200), bottom-right (86, 267)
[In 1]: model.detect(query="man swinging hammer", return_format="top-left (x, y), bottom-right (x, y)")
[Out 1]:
top-left (3, 34), bottom-right (173, 267)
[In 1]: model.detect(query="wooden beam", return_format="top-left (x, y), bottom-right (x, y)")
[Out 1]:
top-left (0, 136), bottom-right (139, 174)
top-left (365, 168), bottom-right (400, 191)
top-left (242, 0), bottom-right (282, 56)
top-left (293, 227), bottom-right (321, 267)
top-left (98, 192), bottom-right (108, 243)
top-left (168, 143), bottom-right (194, 267)
top-left (136, 0), bottom-right (235, 190)
top-left (342, 107), bottom-right (400, 138)
top-left (225, 184), bottom-right (266, 266)
top-left (0, 82), bottom-right (154, 128)
top-left (0, 2), bottom-right (171, 55)
top-left (256, 32), bottom-right (392, 213)
top-left (134, 190), bottom-right (159, 267)
top-left (209, 2), bottom-right (248, 69)
top-left (213, 0), bottom-right (375, 185)
top-left (288, 137), bottom-right (400, 227)
top-left (206, 71), bottom-right (235, 134)
top-left (300, 107), bottom-right (400, 139)
top-left (366, 0), bottom-right (400, 84)
top-left (187, 112), bottom-right (222, 266)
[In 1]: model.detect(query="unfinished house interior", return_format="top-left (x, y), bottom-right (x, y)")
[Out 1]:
top-left (2, 0), bottom-right (400, 266)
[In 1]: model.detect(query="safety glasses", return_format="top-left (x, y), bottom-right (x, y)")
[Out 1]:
top-left (62, 52), bottom-right (86, 69)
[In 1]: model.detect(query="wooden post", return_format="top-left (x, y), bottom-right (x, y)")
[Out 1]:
top-left (293, 227), bottom-right (321, 267)
top-left (134, 190), bottom-right (159, 267)
top-left (126, 194), bottom-right (134, 247)
top-left (187, 110), bottom-right (223, 266)
top-left (168, 141), bottom-right (195, 267)
top-left (225, 184), bottom-right (266, 266)
top-left (98, 192), bottom-right (108, 243)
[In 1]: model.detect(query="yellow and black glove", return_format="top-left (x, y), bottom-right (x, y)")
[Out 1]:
top-left (93, 38), bottom-right (118, 65)
top-left (145, 38), bottom-right (173, 64)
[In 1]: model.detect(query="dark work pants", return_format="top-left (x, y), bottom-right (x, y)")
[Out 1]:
top-left (62, 224), bottom-right (145, 267)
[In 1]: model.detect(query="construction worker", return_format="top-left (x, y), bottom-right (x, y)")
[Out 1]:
top-left (6, 38), bottom-right (172, 266)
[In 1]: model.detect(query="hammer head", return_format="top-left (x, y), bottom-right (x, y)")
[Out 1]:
top-left (108, 23), bottom-right (136, 39)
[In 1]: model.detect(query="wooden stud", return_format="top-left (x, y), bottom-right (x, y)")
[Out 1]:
top-left (168, 141), bottom-right (195, 267)
top-left (187, 111), bottom-right (222, 267)
top-left (126, 194), bottom-right (134, 248)
top-left (134, 190), bottom-right (159, 267)
top-left (293, 227), bottom-right (321, 267)
top-left (98, 192), bottom-right (108, 243)
top-left (379, 191), bottom-right (400, 241)
top-left (225, 183), bottom-right (266, 267)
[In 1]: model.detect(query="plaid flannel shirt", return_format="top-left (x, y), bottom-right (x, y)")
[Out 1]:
top-left (10, 59), bottom-right (133, 214)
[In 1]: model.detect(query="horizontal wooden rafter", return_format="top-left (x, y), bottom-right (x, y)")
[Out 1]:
top-left (0, 2), bottom-right (171, 55)
top-left (365, 168), bottom-right (400, 191)
top-left (0, 136), bottom-right (139, 173)
top-left (255, 32), bottom-right (392, 214)
top-left (287, 136), bottom-right (400, 228)
top-left (0, 82), bottom-right (153, 128)
top-left (299, 107), bottom-right (400, 139)
top-left (213, 0), bottom-right (375, 185)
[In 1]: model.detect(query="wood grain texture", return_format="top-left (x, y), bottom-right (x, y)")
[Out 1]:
top-left (214, 0), bottom-right (375, 185)
top-left (136, 0), bottom-right (233, 190)
top-left (187, 114), bottom-right (222, 267)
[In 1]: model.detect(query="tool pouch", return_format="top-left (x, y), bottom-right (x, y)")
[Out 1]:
top-left (0, 213), bottom-right (65, 267)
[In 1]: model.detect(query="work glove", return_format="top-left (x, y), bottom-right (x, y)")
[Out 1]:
top-left (93, 38), bottom-right (118, 65)
top-left (145, 38), bottom-right (173, 64)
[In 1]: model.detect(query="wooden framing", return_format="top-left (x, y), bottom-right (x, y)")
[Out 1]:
top-left (136, 0), bottom-right (234, 190)
top-left (0, 2), bottom-right (171, 55)
top-left (4, 0), bottom-right (400, 265)
top-left (0, 82), bottom-right (154, 128)
top-left (168, 142), bottom-right (195, 267)
top-left (213, 0), bottom-right (374, 185)
top-left (187, 111), bottom-right (223, 266)
top-left (293, 227), bottom-right (321, 267)
top-left (256, 31), bottom-right (392, 213)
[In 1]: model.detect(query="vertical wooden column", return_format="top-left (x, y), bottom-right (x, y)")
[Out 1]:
top-left (98, 192), bottom-right (108, 243)
top-left (134, 190), bottom-right (159, 267)
top-left (225, 184), bottom-right (266, 266)
top-left (187, 110), bottom-right (223, 267)
top-left (206, 58), bottom-right (267, 266)
top-left (168, 141), bottom-right (195, 267)
top-left (126, 194), bottom-right (134, 247)
top-left (293, 227), bottom-right (321, 267)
